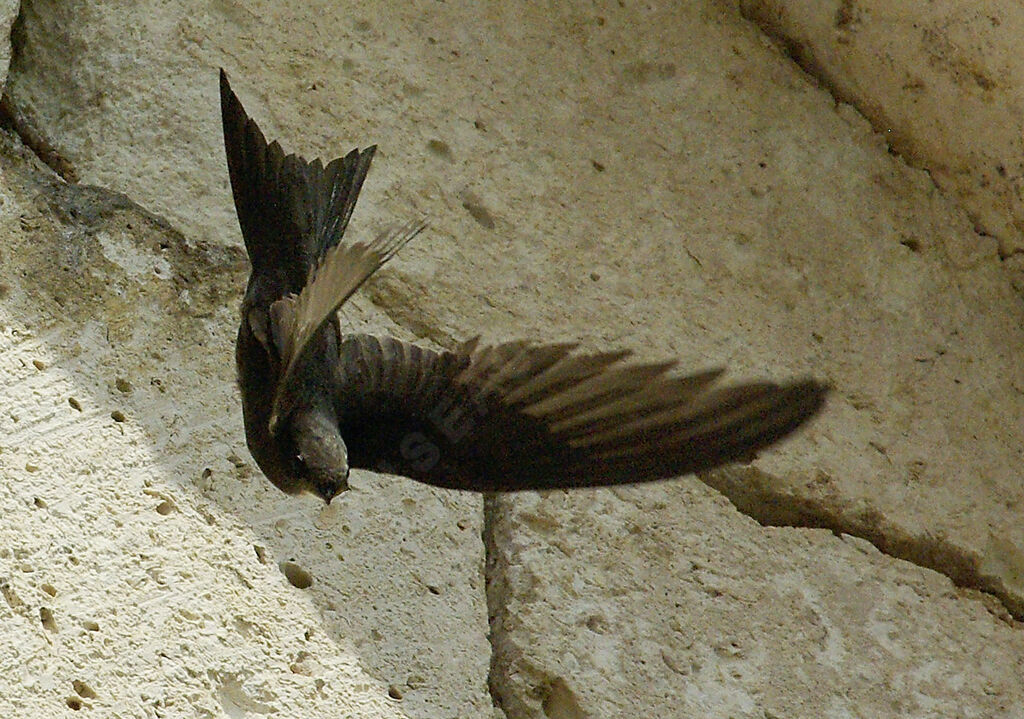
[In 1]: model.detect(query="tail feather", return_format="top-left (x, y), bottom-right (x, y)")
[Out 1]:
top-left (219, 69), bottom-right (375, 290)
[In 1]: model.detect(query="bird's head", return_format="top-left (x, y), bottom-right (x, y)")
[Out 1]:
top-left (288, 408), bottom-right (351, 504)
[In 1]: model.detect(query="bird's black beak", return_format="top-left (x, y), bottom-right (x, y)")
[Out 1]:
top-left (316, 472), bottom-right (350, 505)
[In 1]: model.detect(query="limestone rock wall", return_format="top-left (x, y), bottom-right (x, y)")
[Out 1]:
top-left (739, 0), bottom-right (1024, 284)
top-left (1, 1), bottom-right (1022, 717)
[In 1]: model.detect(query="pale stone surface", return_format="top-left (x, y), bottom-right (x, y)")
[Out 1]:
top-left (738, 0), bottom-right (1024, 267)
top-left (487, 487), bottom-right (1024, 718)
top-left (0, 139), bottom-right (493, 718)
top-left (1, 0), bottom-right (1024, 717)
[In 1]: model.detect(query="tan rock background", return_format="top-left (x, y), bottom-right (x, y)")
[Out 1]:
top-left (1, 1), bottom-right (1022, 717)
top-left (740, 0), bottom-right (1024, 285)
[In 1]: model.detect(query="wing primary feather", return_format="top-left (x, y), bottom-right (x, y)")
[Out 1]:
top-left (547, 368), bottom-right (725, 436)
top-left (567, 383), bottom-right (777, 450)
top-left (476, 342), bottom-right (578, 401)
top-left (470, 341), bottom-right (533, 399)
top-left (518, 351), bottom-right (635, 416)
top-left (456, 344), bottom-right (499, 388)
top-left (500, 349), bottom-right (630, 407)
top-left (527, 360), bottom-right (677, 423)
top-left (578, 381), bottom-right (821, 455)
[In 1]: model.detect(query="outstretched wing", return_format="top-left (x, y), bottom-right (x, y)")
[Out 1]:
top-left (220, 68), bottom-right (375, 290)
top-left (333, 335), bottom-right (828, 492)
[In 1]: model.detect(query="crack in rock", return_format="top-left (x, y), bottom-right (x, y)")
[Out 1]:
top-left (0, 92), bottom-right (77, 182)
top-left (483, 493), bottom-right (513, 719)
top-left (699, 465), bottom-right (1024, 622)
top-left (1, 5), bottom-right (78, 182)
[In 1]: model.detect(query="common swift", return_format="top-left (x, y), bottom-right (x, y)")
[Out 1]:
top-left (220, 69), bottom-right (827, 504)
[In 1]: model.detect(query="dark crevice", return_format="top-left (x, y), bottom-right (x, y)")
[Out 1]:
top-left (739, 2), bottom-right (860, 110)
top-left (482, 493), bottom-right (513, 718)
top-left (0, 92), bottom-right (77, 182)
top-left (2, 3), bottom-right (78, 182)
top-left (484, 494), bottom-right (581, 718)
top-left (699, 465), bottom-right (1024, 623)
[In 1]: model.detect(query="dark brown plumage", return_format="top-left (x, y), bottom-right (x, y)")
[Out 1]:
top-left (221, 69), bottom-right (828, 504)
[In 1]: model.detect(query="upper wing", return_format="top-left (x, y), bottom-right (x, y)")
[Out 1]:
top-left (333, 335), bottom-right (828, 491)
top-left (220, 68), bottom-right (375, 289)
top-left (267, 219), bottom-right (426, 431)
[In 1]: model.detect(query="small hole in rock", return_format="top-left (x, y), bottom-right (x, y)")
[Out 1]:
top-left (110, 410), bottom-right (126, 423)
top-left (387, 685), bottom-right (403, 700)
top-left (83, 620), bottom-right (99, 631)
top-left (34, 497), bottom-right (47, 508)
top-left (72, 680), bottom-right (97, 699)
top-left (155, 501), bottom-right (173, 515)
top-left (39, 607), bottom-right (58, 632)
top-left (65, 697), bottom-right (82, 711)
top-left (68, 397), bottom-right (82, 411)
top-left (279, 561), bottom-right (313, 589)
top-left (460, 193), bottom-right (496, 230)
top-left (41, 583), bottom-right (57, 597)
top-left (1, 580), bottom-right (23, 608)
top-left (426, 139), bottom-right (454, 161)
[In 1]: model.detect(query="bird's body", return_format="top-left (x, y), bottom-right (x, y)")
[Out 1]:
top-left (220, 69), bottom-right (828, 504)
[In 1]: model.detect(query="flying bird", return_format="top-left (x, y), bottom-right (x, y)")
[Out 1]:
top-left (220, 69), bottom-right (827, 504)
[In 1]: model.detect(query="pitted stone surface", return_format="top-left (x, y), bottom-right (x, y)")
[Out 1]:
top-left (1, 1), bottom-right (1023, 717)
